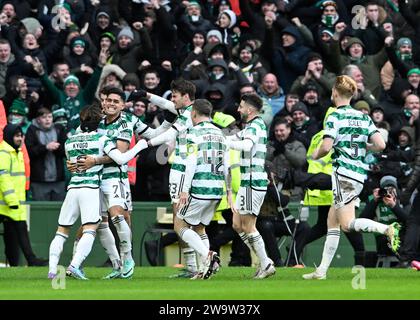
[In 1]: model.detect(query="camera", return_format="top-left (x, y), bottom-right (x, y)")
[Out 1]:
top-left (378, 187), bottom-right (391, 199)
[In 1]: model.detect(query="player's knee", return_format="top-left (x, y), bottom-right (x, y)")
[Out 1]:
top-left (232, 222), bottom-right (242, 234)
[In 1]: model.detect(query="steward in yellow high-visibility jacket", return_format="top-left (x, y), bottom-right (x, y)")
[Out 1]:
top-left (0, 124), bottom-right (26, 221)
top-left (303, 107), bottom-right (335, 206)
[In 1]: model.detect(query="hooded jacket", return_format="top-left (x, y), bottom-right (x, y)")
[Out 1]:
top-left (0, 124), bottom-right (26, 221)
top-left (264, 25), bottom-right (312, 93)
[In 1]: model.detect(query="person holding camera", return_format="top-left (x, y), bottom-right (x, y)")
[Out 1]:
top-left (360, 176), bottom-right (408, 259)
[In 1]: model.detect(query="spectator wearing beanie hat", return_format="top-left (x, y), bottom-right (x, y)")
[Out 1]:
top-left (330, 34), bottom-right (388, 99)
top-left (233, 42), bottom-right (267, 87)
top-left (217, 9), bottom-right (239, 46)
top-left (89, 7), bottom-right (119, 45)
top-left (207, 29), bottom-right (223, 44)
top-left (353, 100), bottom-right (370, 115)
top-left (300, 83), bottom-right (327, 124)
top-left (64, 36), bottom-right (95, 86)
top-left (407, 68), bottom-right (420, 96)
top-left (178, 0), bottom-right (213, 45)
top-left (99, 32), bottom-right (116, 55)
top-left (37, 48), bottom-right (105, 133)
top-left (110, 24), bottom-right (153, 73)
top-left (8, 99), bottom-right (30, 133)
top-left (381, 36), bottom-right (417, 91)
top-left (290, 102), bottom-right (319, 148)
top-left (290, 52), bottom-right (335, 101)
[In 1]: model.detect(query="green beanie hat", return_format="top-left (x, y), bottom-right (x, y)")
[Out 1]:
top-left (407, 68), bottom-right (420, 77)
top-left (64, 75), bottom-right (80, 87)
top-left (10, 99), bottom-right (28, 116)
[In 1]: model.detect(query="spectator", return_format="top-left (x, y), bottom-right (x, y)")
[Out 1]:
top-left (290, 102), bottom-right (320, 149)
top-left (355, 3), bottom-right (393, 55)
top-left (257, 73), bottom-right (285, 116)
top-left (176, 0), bottom-right (214, 46)
top-left (233, 42), bottom-right (267, 87)
top-left (290, 52), bottom-right (336, 102)
top-left (266, 118), bottom-right (307, 201)
top-left (0, 123), bottom-right (47, 266)
top-left (32, 48), bottom-right (107, 133)
top-left (389, 94), bottom-right (420, 141)
top-left (0, 39), bottom-right (19, 100)
top-left (330, 23), bottom-right (389, 99)
top-left (48, 62), bottom-right (70, 90)
top-left (7, 99), bottom-right (30, 133)
top-left (141, 1), bottom-right (177, 68)
top-left (360, 176), bottom-right (408, 261)
top-left (215, 9), bottom-right (239, 47)
top-left (110, 25), bottom-right (153, 73)
top-left (371, 105), bottom-right (386, 126)
top-left (342, 64), bottom-right (379, 109)
top-left (381, 37), bottom-right (417, 91)
top-left (263, 23), bottom-right (311, 93)
top-left (64, 36), bottom-right (96, 87)
top-left (4, 75), bottom-right (40, 120)
top-left (25, 108), bottom-right (67, 201)
top-left (300, 83), bottom-right (328, 124)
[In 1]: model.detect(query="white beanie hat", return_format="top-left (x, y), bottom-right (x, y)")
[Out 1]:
top-left (221, 9), bottom-right (237, 28)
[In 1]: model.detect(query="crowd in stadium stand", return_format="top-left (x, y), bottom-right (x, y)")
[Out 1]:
top-left (1, 0), bottom-right (420, 268)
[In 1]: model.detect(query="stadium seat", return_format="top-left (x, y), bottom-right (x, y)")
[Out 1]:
top-left (376, 255), bottom-right (399, 268)
top-left (139, 227), bottom-right (180, 266)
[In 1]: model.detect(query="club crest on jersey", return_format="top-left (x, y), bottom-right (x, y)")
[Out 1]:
top-left (107, 129), bottom-right (115, 136)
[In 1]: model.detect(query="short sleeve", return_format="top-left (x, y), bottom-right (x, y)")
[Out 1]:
top-left (323, 113), bottom-right (337, 140)
top-left (103, 136), bottom-right (117, 154)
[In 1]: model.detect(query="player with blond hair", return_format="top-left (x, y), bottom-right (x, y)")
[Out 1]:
top-left (303, 75), bottom-right (401, 280)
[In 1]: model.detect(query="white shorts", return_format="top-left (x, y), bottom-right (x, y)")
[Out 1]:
top-left (332, 171), bottom-right (363, 209)
top-left (169, 169), bottom-right (185, 203)
top-left (236, 187), bottom-right (266, 216)
top-left (100, 179), bottom-right (127, 215)
top-left (176, 196), bottom-right (220, 226)
top-left (122, 178), bottom-right (133, 212)
top-left (58, 188), bottom-right (101, 226)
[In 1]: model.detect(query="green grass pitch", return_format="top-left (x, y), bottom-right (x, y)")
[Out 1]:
top-left (1, 267), bottom-right (420, 300)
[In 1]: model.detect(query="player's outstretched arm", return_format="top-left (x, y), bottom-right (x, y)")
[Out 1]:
top-left (226, 138), bottom-right (254, 152)
top-left (148, 93), bottom-right (177, 115)
top-left (106, 140), bottom-right (148, 165)
top-left (312, 137), bottom-right (334, 160)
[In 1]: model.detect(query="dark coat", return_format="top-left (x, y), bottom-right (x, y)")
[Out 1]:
top-left (25, 123), bottom-right (67, 182)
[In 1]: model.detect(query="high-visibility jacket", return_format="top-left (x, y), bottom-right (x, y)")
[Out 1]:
top-left (0, 140), bottom-right (27, 221)
top-left (0, 100), bottom-right (6, 141)
top-left (303, 130), bottom-right (333, 206)
top-left (214, 149), bottom-right (241, 219)
top-left (1, 101), bottom-right (30, 190)
top-left (304, 106), bottom-right (335, 206)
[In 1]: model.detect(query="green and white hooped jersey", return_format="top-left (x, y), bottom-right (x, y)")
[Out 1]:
top-left (97, 113), bottom-right (133, 181)
top-left (171, 105), bottom-right (193, 173)
top-left (65, 132), bottom-right (116, 189)
top-left (238, 116), bottom-right (268, 190)
top-left (186, 121), bottom-right (227, 200)
top-left (324, 105), bottom-right (379, 183)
